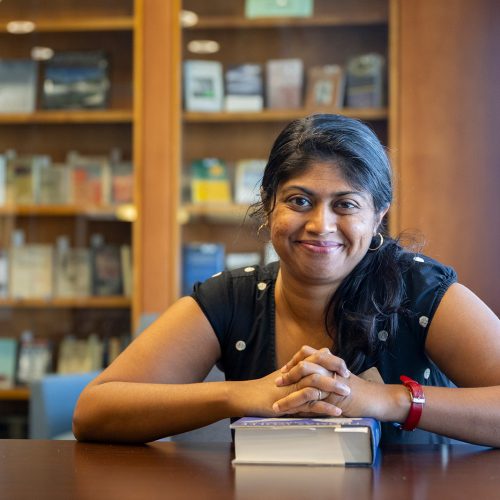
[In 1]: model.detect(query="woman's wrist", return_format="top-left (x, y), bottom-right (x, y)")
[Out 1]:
top-left (377, 384), bottom-right (412, 423)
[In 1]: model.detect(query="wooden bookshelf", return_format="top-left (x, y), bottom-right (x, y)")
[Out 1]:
top-left (0, 111), bottom-right (132, 124)
top-left (0, 388), bottom-right (30, 401)
top-left (0, 297), bottom-right (131, 309)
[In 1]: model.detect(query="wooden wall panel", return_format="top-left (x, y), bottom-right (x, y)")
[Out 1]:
top-left (137, 0), bottom-right (181, 324)
top-left (396, 0), bottom-right (500, 314)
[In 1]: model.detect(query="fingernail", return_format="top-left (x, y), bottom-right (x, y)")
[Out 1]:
top-left (272, 402), bottom-right (280, 413)
top-left (340, 385), bottom-right (351, 396)
top-left (275, 376), bottom-right (283, 386)
top-left (335, 407), bottom-right (342, 416)
top-left (280, 365), bottom-right (288, 373)
top-left (343, 369), bottom-right (351, 378)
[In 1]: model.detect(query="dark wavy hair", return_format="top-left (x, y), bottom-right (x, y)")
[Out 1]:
top-left (252, 114), bottom-right (407, 372)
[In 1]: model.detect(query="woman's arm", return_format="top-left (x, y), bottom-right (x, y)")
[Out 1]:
top-left (73, 297), bottom-right (293, 443)
top-left (273, 283), bottom-right (500, 446)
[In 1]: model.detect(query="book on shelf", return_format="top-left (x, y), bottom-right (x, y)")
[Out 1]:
top-left (57, 334), bottom-right (103, 374)
top-left (182, 242), bottom-right (225, 296)
top-left (231, 417), bottom-right (381, 466)
top-left (54, 242), bottom-right (92, 298)
top-left (0, 154), bottom-right (7, 205)
top-left (266, 58), bottom-right (304, 109)
top-left (9, 244), bottom-right (54, 299)
top-left (120, 244), bottom-right (132, 297)
top-left (345, 53), bottom-right (386, 108)
top-left (6, 154), bottom-right (51, 205)
top-left (0, 59), bottom-right (38, 113)
top-left (245, 0), bottom-right (314, 18)
top-left (38, 163), bottom-right (70, 205)
top-left (224, 64), bottom-right (264, 112)
top-left (41, 51), bottom-right (110, 110)
top-left (16, 331), bottom-right (52, 385)
top-left (190, 158), bottom-right (232, 204)
top-left (234, 159), bottom-right (266, 204)
top-left (0, 248), bottom-right (8, 297)
top-left (184, 60), bottom-right (224, 112)
top-left (305, 65), bottom-right (345, 110)
top-left (90, 242), bottom-right (123, 296)
top-left (67, 151), bottom-right (111, 206)
top-left (0, 338), bottom-right (17, 389)
top-left (111, 161), bottom-right (133, 204)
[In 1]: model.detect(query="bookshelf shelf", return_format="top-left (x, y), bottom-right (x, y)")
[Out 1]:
top-left (0, 110), bottom-right (133, 125)
top-left (181, 203), bottom-right (252, 223)
top-left (183, 108), bottom-right (388, 123)
top-left (0, 297), bottom-right (131, 309)
top-left (0, 387), bottom-right (30, 401)
top-left (186, 15), bottom-right (387, 30)
top-left (0, 204), bottom-right (135, 219)
top-left (0, 17), bottom-right (134, 33)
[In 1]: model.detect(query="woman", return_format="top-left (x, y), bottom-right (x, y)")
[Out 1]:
top-left (73, 114), bottom-right (500, 446)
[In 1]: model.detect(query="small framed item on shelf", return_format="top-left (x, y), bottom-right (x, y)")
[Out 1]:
top-left (0, 59), bottom-right (38, 113)
top-left (345, 53), bottom-right (386, 108)
top-left (190, 158), bottom-right (231, 204)
top-left (224, 64), bottom-right (264, 112)
top-left (0, 338), bottom-right (17, 389)
top-left (305, 65), bottom-right (345, 110)
top-left (266, 58), bottom-right (304, 109)
top-left (41, 51), bottom-right (110, 110)
top-left (184, 60), bottom-right (224, 112)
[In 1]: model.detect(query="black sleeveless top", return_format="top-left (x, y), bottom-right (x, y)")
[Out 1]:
top-left (192, 252), bottom-right (459, 444)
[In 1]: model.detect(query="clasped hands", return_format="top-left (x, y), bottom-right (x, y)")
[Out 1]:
top-left (272, 345), bottom-right (373, 418)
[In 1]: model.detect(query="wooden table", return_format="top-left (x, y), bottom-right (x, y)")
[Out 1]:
top-left (0, 440), bottom-right (498, 500)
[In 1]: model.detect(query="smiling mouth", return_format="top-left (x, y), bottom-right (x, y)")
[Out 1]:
top-left (296, 240), bottom-right (343, 254)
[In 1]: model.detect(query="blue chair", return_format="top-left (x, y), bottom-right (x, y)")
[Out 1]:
top-left (29, 371), bottom-right (100, 439)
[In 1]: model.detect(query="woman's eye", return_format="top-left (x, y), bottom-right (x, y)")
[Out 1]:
top-left (334, 200), bottom-right (358, 211)
top-left (288, 196), bottom-right (311, 208)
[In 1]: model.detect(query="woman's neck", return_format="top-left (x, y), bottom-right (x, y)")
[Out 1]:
top-left (275, 268), bottom-right (337, 331)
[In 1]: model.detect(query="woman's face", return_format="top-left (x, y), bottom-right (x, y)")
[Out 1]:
top-left (269, 161), bottom-right (388, 287)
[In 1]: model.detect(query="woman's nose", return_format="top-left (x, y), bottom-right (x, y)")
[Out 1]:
top-left (306, 206), bottom-right (337, 235)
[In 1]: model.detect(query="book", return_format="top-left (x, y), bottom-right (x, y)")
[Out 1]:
top-left (234, 159), bottom-right (266, 204)
top-left (190, 158), bottom-right (232, 204)
top-left (9, 244), bottom-right (54, 299)
top-left (245, 0), bottom-right (314, 18)
top-left (266, 59), bottom-right (304, 109)
top-left (37, 163), bottom-right (70, 205)
top-left (16, 332), bottom-right (52, 384)
top-left (57, 335), bottom-right (103, 374)
top-left (182, 243), bottom-right (225, 296)
top-left (111, 161), bottom-right (133, 204)
top-left (224, 64), bottom-right (264, 112)
top-left (0, 154), bottom-right (7, 204)
top-left (120, 244), bottom-right (132, 297)
top-left (184, 60), bottom-right (224, 112)
top-left (54, 247), bottom-right (92, 298)
top-left (67, 152), bottom-right (111, 206)
top-left (345, 53), bottom-right (386, 108)
top-left (6, 154), bottom-right (51, 205)
top-left (41, 51), bottom-right (110, 109)
top-left (0, 338), bottom-right (17, 389)
top-left (0, 248), bottom-right (8, 297)
top-left (90, 244), bottom-right (123, 296)
top-left (231, 417), bottom-right (381, 466)
top-left (305, 65), bottom-right (345, 110)
top-left (0, 59), bottom-right (38, 113)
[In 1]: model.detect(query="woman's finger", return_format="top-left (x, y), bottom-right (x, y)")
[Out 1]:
top-left (275, 360), bottom-right (332, 386)
top-left (272, 387), bottom-right (342, 416)
top-left (281, 346), bottom-right (350, 379)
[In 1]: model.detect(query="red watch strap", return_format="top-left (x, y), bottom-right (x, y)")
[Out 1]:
top-left (399, 375), bottom-right (425, 431)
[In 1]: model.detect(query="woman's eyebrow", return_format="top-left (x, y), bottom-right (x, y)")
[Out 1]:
top-left (281, 185), bottom-right (364, 197)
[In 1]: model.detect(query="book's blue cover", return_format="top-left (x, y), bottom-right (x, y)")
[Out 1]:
top-left (182, 243), bottom-right (225, 296)
top-left (231, 417), bottom-right (381, 465)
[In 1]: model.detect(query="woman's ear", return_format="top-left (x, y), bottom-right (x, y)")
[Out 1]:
top-left (374, 205), bottom-right (390, 233)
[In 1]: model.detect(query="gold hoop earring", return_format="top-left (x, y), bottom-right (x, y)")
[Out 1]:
top-left (257, 220), bottom-right (268, 238)
top-left (368, 232), bottom-right (384, 251)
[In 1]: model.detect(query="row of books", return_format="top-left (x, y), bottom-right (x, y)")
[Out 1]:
top-left (0, 332), bottom-right (130, 388)
top-left (182, 242), bottom-right (278, 296)
top-left (187, 158), bottom-right (266, 205)
top-left (0, 51), bottom-right (110, 113)
top-left (183, 53), bottom-right (385, 113)
top-left (0, 150), bottom-right (133, 206)
top-left (0, 234), bottom-right (131, 299)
